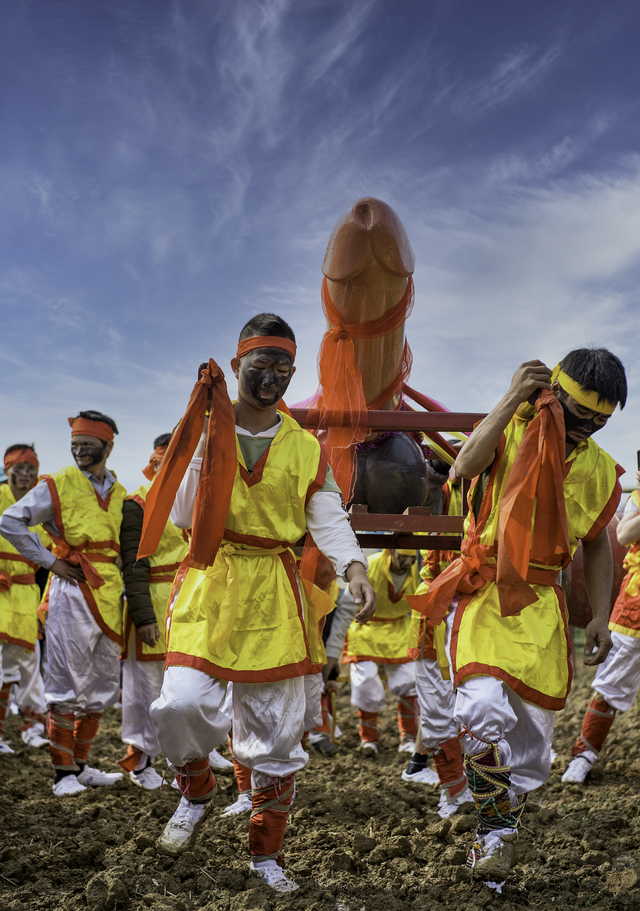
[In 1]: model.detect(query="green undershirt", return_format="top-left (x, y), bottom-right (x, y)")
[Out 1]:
top-left (237, 434), bottom-right (341, 495)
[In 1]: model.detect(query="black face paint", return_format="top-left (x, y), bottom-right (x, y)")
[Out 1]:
top-left (242, 353), bottom-right (292, 408)
top-left (559, 398), bottom-right (601, 441)
top-left (71, 443), bottom-right (106, 468)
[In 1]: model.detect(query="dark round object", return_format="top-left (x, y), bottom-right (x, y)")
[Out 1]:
top-left (567, 514), bottom-right (627, 628)
top-left (350, 432), bottom-right (427, 515)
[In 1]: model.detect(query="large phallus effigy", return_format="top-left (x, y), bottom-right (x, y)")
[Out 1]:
top-left (295, 197), bottom-right (464, 515)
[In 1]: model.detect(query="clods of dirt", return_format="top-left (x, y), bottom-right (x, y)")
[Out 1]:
top-left (1, 659), bottom-right (640, 910)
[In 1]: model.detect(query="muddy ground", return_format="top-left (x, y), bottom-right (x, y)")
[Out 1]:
top-left (1, 654), bottom-right (640, 911)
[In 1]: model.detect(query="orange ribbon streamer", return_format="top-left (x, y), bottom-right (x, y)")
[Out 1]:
top-left (138, 358), bottom-right (237, 570)
top-left (314, 276), bottom-right (414, 501)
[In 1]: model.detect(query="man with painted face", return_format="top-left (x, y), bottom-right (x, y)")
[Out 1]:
top-left (0, 411), bottom-right (127, 795)
top-left (144, 313), bottom-right (375, 892)
top-left (324, 548), bottom-right (421, 754)
top-left (408, 348), bottom-right (626, 879)
top-left (0, 445), bottom-right (51, 752)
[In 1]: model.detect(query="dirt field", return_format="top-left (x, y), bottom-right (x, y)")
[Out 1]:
top-left (1, 656), bottom-right (640, 911)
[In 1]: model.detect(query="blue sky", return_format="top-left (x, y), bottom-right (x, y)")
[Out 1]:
top-left (1, 0), bottom-right (639, 492)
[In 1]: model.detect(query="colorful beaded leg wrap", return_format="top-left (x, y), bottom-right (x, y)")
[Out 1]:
top-left (249, 774), bottom-right (296, 864)
top-left (464, 744), bottom-right (524, 836)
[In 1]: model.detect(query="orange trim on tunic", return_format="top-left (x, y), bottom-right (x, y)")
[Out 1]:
top-left (0, 551), bottom-right (38, 569)
top-left (165, 650), bottom-right (318, 682)
top-left (581, 464), bottom-right (624, 542)
top-left (0, 631), bottom-right (36, 651)
top-left (78, 580), bottom-right (122, 646)
top-left (304, 445), bottom-right (329, 505)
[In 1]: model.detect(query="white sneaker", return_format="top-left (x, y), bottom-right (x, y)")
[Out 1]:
top-left (208, 748), bottom-right (233, 771)
top-left (77, 766), bottom-right (123, 787)
top-left (157, 796), bottom-right (213, 856)
top-left (250, 859), bottom-right (298, 893)
top-left (221, 791), bottom-right (252, 817)
top-left (0, 739), bottom-right (16, 754)
top-left (550, 748), bottom-right (558, 764)
top-left (467, 829), bottom-right (517, 877)
top-left (21, 722), bottom-right (49, 749)
top-left (398, 739), bottom-right (416, 754)
top-left (561, 753), bottom-right (596, 784)
top-left (361, 741), bottom-right (378, 755)
top-left (401, 766), bottom-right (440, 786)
top-left (53, 775), bottom-right (87, 797)
top-left (130, 766), bottom-right (163, 790)
top-left (438, 785), bottom-right (473, 819)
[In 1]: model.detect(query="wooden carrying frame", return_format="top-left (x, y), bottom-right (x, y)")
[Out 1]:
top-left (289, 409), bottom-right (485, 550)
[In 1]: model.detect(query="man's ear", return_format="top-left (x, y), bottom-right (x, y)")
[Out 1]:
top-left (104, 440), bottom-right (114, 460)
top-left (230, 357), bottom-right (240, 380)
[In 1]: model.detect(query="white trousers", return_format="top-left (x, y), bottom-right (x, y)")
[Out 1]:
top-left (0, 640), bottom-right (46, 715)
top-left (303, 672), bottom-right (323, 730)
top-left (350, 660), bottom-right (416, 713)
top-left (591, 630), bottom-right (640, 712)
top-left (415, 656), bottom-right (458, 748)
top-left (45, 578), bottom-right (121, 714)
top-left (150, 667), bottom-right (309, 787)
top-left (122, 628), bottom-right (164, 763)
top-left (444, 604), bottom-right (555, 795)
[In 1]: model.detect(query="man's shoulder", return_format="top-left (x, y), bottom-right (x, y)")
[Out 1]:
top-left (126, 482), bottom-right (151, 505)
top-left (278, 412), bottom-right (322, 450)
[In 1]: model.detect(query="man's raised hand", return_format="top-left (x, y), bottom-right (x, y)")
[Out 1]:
top-left (508, 360), bottom-right (553, 405)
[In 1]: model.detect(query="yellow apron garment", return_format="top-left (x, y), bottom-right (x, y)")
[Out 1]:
top-left (123, 482), bottom-right (189, 660)
top-left (165, 412), bottom-right (327, 682)
top-left (42, 466), bottom-right (127, 645)
top-left (0, 485), bottom-right (51, 650)
top-left (445, 413), bottom-right (622, 710)
top-left (343, 550), bottom-right (419, 664)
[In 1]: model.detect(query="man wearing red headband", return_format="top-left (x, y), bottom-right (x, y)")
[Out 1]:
top-left (0, 445), bottom-right (51, 753)
top-left (143, 313), bottom-right (375, 892)
top-left (117, 433), bottom-right (189, 789)
top-left (0, 410), bottom-right (127, 796)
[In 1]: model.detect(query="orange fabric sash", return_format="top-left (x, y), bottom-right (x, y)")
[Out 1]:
top-left (496, 388), bottom-right (570, 613)
top-left (50, 540), bottom-right (115, 589)
top-left (0, 570), bottom-right (36, 591)
top-left (138, 358), bottom-right (237, 569)
top-left (408, 389), bottom-right (569, 624)
top-left (314, 276), bottom-right (414, 500)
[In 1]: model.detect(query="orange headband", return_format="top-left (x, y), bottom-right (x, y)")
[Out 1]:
top-left (142, 445), bottom-right (168, 481)
top-left (4, 447), bottom-right (39, 472)
top-left (68, 417), bottom-right (115, 443)
top-left (236, 336), bottom-right (296, 362)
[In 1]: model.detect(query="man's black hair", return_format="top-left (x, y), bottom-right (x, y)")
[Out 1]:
top-left (76, 411), bottom-right (120, 434)
top-left (4, 443), bottom-right (37, 458)
top-left (154, 433), bottom-right (171, 448)
top-left (238, 313), bottom-right (296, 344)
top-left (559, 347), bottom-right (627, 410)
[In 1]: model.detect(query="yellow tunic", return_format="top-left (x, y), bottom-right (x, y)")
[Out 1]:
top-left (0, 485), bottom-right (50, 650)
top-left (343, 550), bottom-right (419, 664)
top-left (165, 412), bottom-right (328, 683)
top-left (123, 483), bottom-right (189, 661)
top-left (448, 412), bottom-right (622, 710)
top-left (42, 467), bottom-right (127, 645)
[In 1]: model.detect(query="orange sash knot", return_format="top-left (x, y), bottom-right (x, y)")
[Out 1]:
top-left (52, 541), bottom-right (107, 589)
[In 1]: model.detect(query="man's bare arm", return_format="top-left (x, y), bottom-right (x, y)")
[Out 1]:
top-left (454, 360), bottom-right (552, 479)
top-left (582, 531), bottom-right (613, 666)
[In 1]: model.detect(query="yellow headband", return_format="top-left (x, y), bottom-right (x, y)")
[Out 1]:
top-left (551, 364), bottom-right (616, 416)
